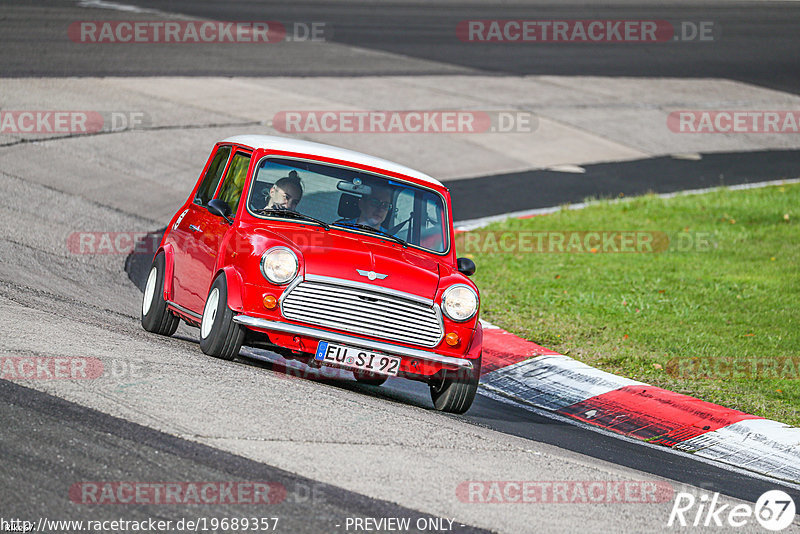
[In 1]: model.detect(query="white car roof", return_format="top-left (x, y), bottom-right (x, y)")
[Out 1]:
top-left (222, 135), bottom-right (444, 188)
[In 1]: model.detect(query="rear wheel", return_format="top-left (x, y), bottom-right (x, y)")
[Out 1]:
top-left (199, 274), bottom-right (244, 361)
top-left (429, 355), bottom-right (481, 414)
top-left (141, 253), bottom-right (179, 336)
top-left (353, 370), bottom-right (388, 386)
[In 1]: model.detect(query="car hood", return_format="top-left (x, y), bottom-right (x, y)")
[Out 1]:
top-left (278, 227), bottom-right (442, 301)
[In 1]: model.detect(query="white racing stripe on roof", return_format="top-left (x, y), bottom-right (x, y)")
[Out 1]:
top-left (222, 135), bottom-right (443, 187)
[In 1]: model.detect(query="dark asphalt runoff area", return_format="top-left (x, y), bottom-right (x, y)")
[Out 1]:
top-left (120, 0), bottom-right (800, 93)
top-left (448, 148), bottom-right (800, 221)
top-left (1, 1), bottom-right (799, 95)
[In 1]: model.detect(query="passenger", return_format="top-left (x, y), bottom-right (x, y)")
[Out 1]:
top-left (264, 170), bottom-right (303, 211)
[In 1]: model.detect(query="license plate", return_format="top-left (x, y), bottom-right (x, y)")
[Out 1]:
top-left (314, 341), bottom-right (401, 376)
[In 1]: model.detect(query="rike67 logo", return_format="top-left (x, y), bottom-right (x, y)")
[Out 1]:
top-left (668, 490), bottom-right (796, 531)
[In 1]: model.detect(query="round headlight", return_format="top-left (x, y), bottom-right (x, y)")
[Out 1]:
top-left (260, 246), bottom-right (299, 285)
top-left (441, 284), bottom-right (478, 322)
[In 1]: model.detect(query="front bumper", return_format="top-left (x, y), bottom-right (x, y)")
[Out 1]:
top-left (233, 314), bottom-right (474, 371)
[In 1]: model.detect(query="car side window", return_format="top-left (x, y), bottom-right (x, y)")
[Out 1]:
top-left (195, 146), bottom-right (231, 206)
top-left (393, 188), bottom-right (414, 241)
top-left (421, 192), bottom-right (446, 250)
top-left (216, 152), bottom-right (252, 214)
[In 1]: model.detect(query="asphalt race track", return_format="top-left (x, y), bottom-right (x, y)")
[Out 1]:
top-left (2, 1), bottom-right (800, 533)
top-left (4, 0), bottom-right (800, 94)
top-left (1, 380), bottom-right (492, 534)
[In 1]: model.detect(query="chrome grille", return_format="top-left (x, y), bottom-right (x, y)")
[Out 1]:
top-left (280, 279), bottom-right (443, 347)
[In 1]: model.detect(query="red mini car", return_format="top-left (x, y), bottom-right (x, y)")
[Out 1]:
top-left (141, 135), bottom-right (482, 413)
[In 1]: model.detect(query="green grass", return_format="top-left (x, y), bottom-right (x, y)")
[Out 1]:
top-left (467, 183), bottom-right (800, 425)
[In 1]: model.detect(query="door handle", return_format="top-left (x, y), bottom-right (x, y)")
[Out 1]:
top-left (189, 225), bottom-right (202, 233)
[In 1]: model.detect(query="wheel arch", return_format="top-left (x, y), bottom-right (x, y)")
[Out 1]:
top-left (466, 321), bottom-right (483, 362)
top-left (215, 265), bottom-right (245, 312)
top-left (157, 244), bottom-right (175, 302)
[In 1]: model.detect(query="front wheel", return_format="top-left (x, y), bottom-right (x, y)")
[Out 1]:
top-left (199, 274), bottom-right (244, 361)
top-left (429, 356), bottom-right (481, 414)
top-left (141, 253), bottom-right (179, 336)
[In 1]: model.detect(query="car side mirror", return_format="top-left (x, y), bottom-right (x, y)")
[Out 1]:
top-left (207, 199), bottom-right (233, 224)
top-left (457, 257), bottom-right (476, 277)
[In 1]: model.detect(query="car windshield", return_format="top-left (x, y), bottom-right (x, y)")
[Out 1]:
top-left (247, 157), bottom-right (449, 254)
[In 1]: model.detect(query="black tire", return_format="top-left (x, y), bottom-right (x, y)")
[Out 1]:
top-left (429, 355), bottom-right (481, 414)
top-left (199, 274), bottom-right (244, 361)
top-left (141, 253), bottom-right (179, 336)
top-left (353, 370), bottom-right (388, 386)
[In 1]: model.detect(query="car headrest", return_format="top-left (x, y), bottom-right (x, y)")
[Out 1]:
top-left (251, 182), bottom-right (273, 203)
top-left (338, 193), bottom-right (360, 218)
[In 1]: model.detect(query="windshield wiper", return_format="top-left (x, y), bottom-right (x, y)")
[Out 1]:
top-left (331, 222), bottom-right (409, 248)
top-left (254, 208), bottom-right (330, 230)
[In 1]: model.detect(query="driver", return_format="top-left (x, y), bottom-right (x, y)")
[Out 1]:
top-left (340, 184), bottom-right (393, 230)
top-left (264, 171), bottom-right (303, 210)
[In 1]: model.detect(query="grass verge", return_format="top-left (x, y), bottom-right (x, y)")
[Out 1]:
top-left (466, 183), bottom-right (800, 425)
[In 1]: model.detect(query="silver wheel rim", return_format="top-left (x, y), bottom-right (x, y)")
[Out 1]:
top-left (201, 287), bottom-right (220, 339)
top-left (142, 267), bottom-right (158, 316)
